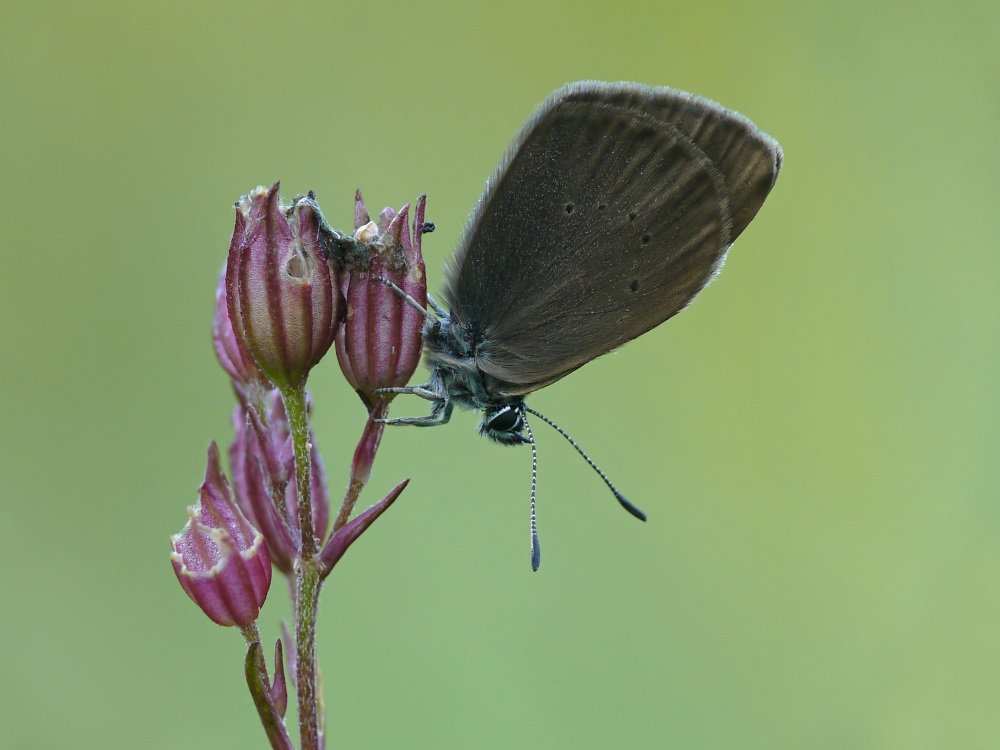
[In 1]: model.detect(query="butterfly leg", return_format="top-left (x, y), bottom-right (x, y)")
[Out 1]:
top-left (378, 399), bottom-right (453, 427)
top-left (375, 384), bottom-right (439, 401)
top-left (426, 293), bottom-right (448, 317)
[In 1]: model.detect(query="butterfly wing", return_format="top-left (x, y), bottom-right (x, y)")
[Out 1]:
top-left (444, 81), bottom-right (782, 397)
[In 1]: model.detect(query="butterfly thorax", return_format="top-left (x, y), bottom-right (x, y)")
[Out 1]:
top-left (422, 315), bottom-right (529, 445)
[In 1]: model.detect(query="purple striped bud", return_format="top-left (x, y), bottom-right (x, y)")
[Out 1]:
top-left (213, 266), bottom-right (269, 390)
top-left (226, 183), bottom-right (342, 389)
top-left (335, 192), bottom-right (428, 411)
top-left (171, 443), bottom-right (272, 627)
top-left (229, 392), bottom-right (330, 575)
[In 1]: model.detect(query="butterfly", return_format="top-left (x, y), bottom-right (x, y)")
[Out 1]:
top-left (379, 81), bottom-right (782, 569)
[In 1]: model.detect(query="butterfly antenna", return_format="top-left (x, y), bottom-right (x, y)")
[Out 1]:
top-left (371, 276), bottom-right (439, 322)
top-left (520, 412), bottom-right (542, 571)
top-left (524, 407), bottom-right (646, 522)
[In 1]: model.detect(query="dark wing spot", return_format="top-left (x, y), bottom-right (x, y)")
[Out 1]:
top-left (641, 234), bottom-right (650, 244)
top-left (630, 279), bottom-right (640, 292)
top-left (628, 212), bottom-right (637, 222)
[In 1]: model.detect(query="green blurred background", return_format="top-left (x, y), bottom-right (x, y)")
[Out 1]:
top-left (2, 1), bottom-right (998, 748)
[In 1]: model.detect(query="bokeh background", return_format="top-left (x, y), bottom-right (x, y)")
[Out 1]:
top-left (3, 1), bottom-right (998, 748)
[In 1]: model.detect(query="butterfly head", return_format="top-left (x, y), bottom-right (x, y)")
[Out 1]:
top-left (478, 400), bottom-right (529, 445)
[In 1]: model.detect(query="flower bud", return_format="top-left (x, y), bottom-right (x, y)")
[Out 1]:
top-left (226, 183), bottom-right (342, 389)
top-left (229, 392), bottom-right (329, 575)
top-left (171, 443), bottom-right (272, 627)
top-left (213, 265), bottom-right (269, 391)
top-left (335, 192), bottom-right (428, 410)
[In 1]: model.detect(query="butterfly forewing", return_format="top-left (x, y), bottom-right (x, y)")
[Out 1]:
top-left (445, 81), bottom-right (782, 397)
top-left (559, 83), bottom-right (783, 239)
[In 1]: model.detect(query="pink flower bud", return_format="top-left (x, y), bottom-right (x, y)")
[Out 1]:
top-left (335, 192), bottom-right (428, 411)
top-left (226, 183), bottom-right (342, 389)
top-left (229, 392), bottom-right (329, 575)
top-left (171, 443), bottom-right (272, 627)
top-left (213, 265), bottom-right (269, 389)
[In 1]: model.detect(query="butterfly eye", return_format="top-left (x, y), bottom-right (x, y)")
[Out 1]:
top-left (487, 405), bottom-right (521, 432)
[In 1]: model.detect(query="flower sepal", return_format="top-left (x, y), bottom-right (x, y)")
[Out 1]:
top-left (319, 478), bottom-right (409, 578)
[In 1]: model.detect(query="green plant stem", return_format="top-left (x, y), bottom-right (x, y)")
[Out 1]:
top-left (281, 385), bottom-right (316, 558)
top-left (240, 621), bottom-right (263, 647)
top-left (245, 641), bottom-right (295, 750)
top-left (239, 622), bottom-right (269, 696)
top-left (295, 558), bottom-right (322, 750)
top-left (333, 478), bottom-right (364, 533)
top-left (281, 383), bottom-right (322, 750)
top-left (333, 399), bottom-right (389, 533)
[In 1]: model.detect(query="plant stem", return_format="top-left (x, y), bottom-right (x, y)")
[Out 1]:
top-left (333, 399), bottom-right (388, 533)
top-left (240, 621), bottom-right (263, 647)
top-left (281, 385), bottom-right (316, 558)
top-left (334, 478), bottom-right (364, 534)
top-left (295, 558), bottom-right (322, 750)
top-left (245, 641), bottom-right (295, 750)
top-left (281, 383), bottom-right (323, 750)
top-left (239, 622), bottom-right (272, 701)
